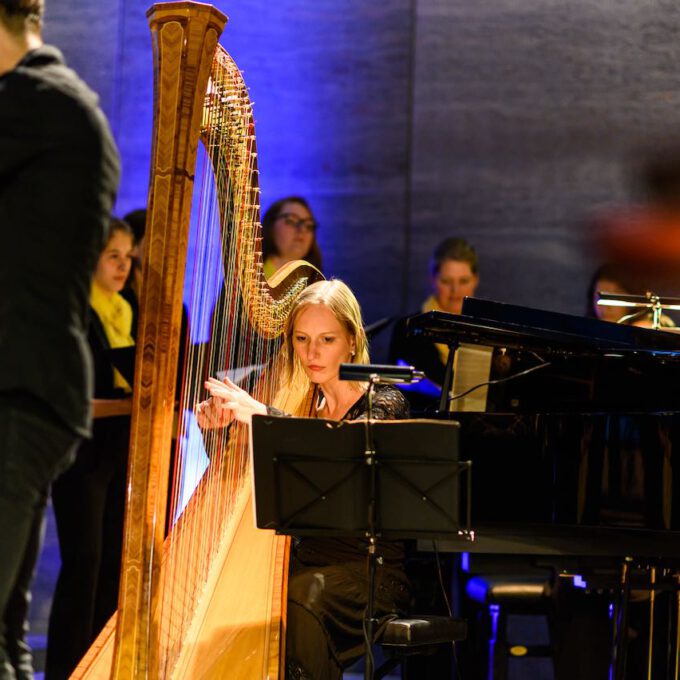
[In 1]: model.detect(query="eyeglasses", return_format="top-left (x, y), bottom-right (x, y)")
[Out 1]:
top-left (276, 212), bottom-right (317, 233)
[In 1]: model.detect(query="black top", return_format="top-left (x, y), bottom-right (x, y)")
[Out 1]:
top-left (0, 46), bottom-right (120, 436)
top-left (267, 383), bottom-right (410, 421)
top-left (87, 309), bottom-right (132, 399)
top-left (340, 382), bottom-right (410, 421)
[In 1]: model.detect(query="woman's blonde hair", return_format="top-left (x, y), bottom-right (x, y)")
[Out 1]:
top-left (271, 279), bottom-right (369, 414)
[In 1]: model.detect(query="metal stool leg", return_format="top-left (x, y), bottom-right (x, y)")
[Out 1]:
top-left (612, 558), bottom-right (633, 680)
top-left (648, 565), bottom-right (656, 680)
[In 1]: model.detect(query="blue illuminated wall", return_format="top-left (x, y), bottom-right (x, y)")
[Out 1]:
top-left (44, 0), bottom-right (680, 353)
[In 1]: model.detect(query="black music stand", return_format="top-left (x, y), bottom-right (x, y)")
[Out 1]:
top-left (251, 414), bottom-right (471, 679)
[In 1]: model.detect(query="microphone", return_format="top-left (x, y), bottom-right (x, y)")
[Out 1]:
top-left (339, 363), bottom-right (424, 384)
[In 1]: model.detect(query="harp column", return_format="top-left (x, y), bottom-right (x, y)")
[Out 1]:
top-left (112, 3), bottom-right (227, 678)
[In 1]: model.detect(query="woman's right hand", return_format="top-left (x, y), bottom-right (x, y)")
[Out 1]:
top-left (203, 376), bottom-right (268, 425)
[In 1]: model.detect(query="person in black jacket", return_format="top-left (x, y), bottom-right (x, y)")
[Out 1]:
top-left (0, 1), bottom-right (120, 676)
top-left (45, 220), bottom-right (135, 680)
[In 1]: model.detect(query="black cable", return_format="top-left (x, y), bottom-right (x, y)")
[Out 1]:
top-left (433, 541), bottom-right (464, 680)
top-left (361, 605), bottom-right (375, 675)
top-left (449, 360), bottom-right (552, 403)
top-left (434, 541), bottom-right (453, 617)
top-left (362, 551), bottom-right (375, 675)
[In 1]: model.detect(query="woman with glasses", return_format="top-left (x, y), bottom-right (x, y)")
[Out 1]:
top-left (261, 196), bottom-right (323, 278)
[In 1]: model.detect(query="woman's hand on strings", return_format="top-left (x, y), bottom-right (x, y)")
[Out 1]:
top-left (195, 395), bottom-right (233, 429)
top-left (201, 376), bottom-right (267, 426)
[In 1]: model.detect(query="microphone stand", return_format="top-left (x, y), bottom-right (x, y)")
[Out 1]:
top-left (362, 374), bottom-right (379, 680)
top-left (338, 363), bottom-right (423, 680)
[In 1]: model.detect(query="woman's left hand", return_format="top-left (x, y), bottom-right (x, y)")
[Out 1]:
top-left (204, 376), bottom-right (267, 425)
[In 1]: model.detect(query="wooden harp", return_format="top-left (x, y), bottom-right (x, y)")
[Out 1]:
top-left (73, 2), bottom-right (322, 678)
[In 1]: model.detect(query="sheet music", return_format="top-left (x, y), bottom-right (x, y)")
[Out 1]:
top-left (450, 343), bottom-right (494, 412)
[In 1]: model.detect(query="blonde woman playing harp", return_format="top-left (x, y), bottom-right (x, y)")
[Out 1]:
top-left (199, 280), bottom-right (411, 680)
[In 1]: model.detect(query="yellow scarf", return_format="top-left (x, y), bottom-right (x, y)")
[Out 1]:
top-left (263, 257), bottom-right (277, 281)
top-left (421, 295), bottom-right (451, 367)
top-left (90, 281), bottom-right (135, 392)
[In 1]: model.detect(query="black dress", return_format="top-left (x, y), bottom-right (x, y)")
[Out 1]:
top-left (285, 384), bottom-right (411, 680)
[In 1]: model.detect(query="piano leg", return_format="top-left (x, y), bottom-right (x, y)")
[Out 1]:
top-left (648, 566), bottom-right (657, 680)
top-left (611, 557), bottom-right (633, 680)
top-left (675, 573), bottom-right (680, 680)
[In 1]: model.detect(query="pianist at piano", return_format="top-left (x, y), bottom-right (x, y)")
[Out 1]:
top-left (199, 279), bottom-right (411, 680)
top-left (389, 237), bottom-right (480, 390)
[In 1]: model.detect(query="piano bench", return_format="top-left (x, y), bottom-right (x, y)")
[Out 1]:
top-left (375, 615), bottom-right (467, 680)
top-left (466, 574), bottom-right (552, 611)
top-left (466, 575), bottom-right (554, 680)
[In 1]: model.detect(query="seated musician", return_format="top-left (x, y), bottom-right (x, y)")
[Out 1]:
top-left (197, 279), bottom-right (410, 680)
top-left (121, 207), bottom-right (146, 336)
top-left (46, 219), bottom-right (135, 680)
top-left (389, 237), bottom-right (479, 407)
top-left (261, 196), bottom-right (323, 279)
top-left (585, 263), bottom-right (631, 322)
top-left (587, 263), bottom-right (676, 328)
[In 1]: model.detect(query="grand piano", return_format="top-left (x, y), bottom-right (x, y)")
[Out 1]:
top-left (403, 298), bottom-right (680, 559)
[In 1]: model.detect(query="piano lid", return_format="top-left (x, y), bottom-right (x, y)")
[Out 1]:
top-left (407, 297), bottom-right (680, 358)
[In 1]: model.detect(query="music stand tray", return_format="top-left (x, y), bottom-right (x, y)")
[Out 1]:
top-left (250, 415), bottom-right (469, 541)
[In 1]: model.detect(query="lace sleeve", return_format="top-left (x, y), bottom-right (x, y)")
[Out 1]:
top-left (266, 405), bottom-right (291, 418)
top-left (345, 384), bottom-right (410, 421)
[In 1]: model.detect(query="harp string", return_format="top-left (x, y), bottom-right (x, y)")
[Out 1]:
top-left (93, 7), bottom-right (327, 678)
top-left (153, 45), bottom-right (286, 675)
